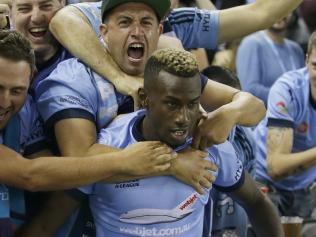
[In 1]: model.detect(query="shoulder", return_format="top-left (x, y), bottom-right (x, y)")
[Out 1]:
top-left (97, 110), bottom-right (145, 147)
top-left (18, 96), bottom-right (46, 151)
top-left (274, 68), bottom-right (308, 91)
top-left (36, 58), bottom-right (95, 94)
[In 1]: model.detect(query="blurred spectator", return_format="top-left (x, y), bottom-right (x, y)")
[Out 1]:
top-left (237, 15), bottom-right (304, 105)
top-left (300, 0), bottom-right (316, 32)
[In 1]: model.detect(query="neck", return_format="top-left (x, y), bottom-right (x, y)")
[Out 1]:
top-left (141, 117), bottom-right (155, 141)
top-left (35, 46), bottom-right (59, 69)
top-left (266, 29), bottom-right (286, 44)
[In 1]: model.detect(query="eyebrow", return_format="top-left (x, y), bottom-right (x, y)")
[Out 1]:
top-left (141, 15), bottom-right (155, 21)
top-left (12, 86), bottom-right (28, 91)
top-left (165, 95), bottom-right (200, 101)
top-left (15, 0), bottom-right (53, 6)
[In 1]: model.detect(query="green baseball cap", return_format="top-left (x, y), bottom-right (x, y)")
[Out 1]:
top-left (101, 0), bottom-right (171, 21)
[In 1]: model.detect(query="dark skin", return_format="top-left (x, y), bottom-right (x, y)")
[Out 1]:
top-left (139, 69), bottom-right (284, 237)
top-left (141, 70), bottom-right (201, 147)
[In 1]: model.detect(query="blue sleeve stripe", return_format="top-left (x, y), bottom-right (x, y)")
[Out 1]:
top-left (200, 73), bottom-right (208, 92)
top-left (45, 109), bottom-right (95, 131)
top-left (65, 189), bottom-right (88, 202)
top-left (213, 170), bottom-right (245, 192)
top-left (267, 118), bottom-right (294, 128)
top-left (23, 140), bottom-right (48, 156)
top-left (168, 9), bottom-right (196, 19)
top-left (169, 11), bottom-right (208, 25)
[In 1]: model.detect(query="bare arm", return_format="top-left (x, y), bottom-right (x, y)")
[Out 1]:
top-left (218, 0), bottom-right (302, 43)
top-left (195, 0), bottom-right (216, 10)
top-left (193, 80), bottom-right (266, 149)
top-left (0, 140), bottom-right (174, 192)
top-left (267, 127), bottom-right (316, 180)
top-left (55, 118), bottom-right (216, 192)
top-left (229, 172), bottom-right (284, 237)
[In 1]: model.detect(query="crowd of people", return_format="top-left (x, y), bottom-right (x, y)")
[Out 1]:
top-left (0, 0), bottom-right (315, 236)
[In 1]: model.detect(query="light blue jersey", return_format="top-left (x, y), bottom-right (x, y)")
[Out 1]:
top-left (236, 31), bottom-right (304, 104)
top-left (35, 58), bottom-right (131, 133)
top-left (255, 67), bottom-right (316, 191)
top-left (76, 110), bottom-right (244, 237)
top-left (30, 47), bottom-right (73, 97)
top-left (73, 2), bottom-right (220, 49)
top-left (164, 8), bottom-right (219, 49)
top-left (72, 2), bottom-right (102, 36)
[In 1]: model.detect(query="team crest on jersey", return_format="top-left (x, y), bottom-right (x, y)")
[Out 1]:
top-left (276, 101), bottom-right (289, 114)
top-left (297, 122), bottom-right (308, 134)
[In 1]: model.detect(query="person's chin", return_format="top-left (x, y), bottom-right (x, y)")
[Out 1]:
top-left (124, 65), bottom-right (144, 76)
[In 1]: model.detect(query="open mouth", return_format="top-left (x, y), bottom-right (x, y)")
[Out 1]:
top-left (170, 128), bottom-right (189, 140)
top-left (0, 110), bottom-right (10, 121)
top-left (29, 27), bottom-right (47, 38)
top-left (127, 43), bottom-right (144, 61)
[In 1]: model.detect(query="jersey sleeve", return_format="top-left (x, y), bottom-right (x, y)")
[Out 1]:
top-left (166, 8), bottom-right (219, 49)
top-left (19, 96), bottom-right (47, 156)
top-left (211, 141), bottom-right (245, 192)
top-left (266, 77), bottom-right (298, 128)
top-left (71, 1), bottom-right (102, 36)
top-left (35, 59), bottom-right (98, 131)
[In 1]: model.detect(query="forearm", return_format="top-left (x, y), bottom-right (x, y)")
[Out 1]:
top-left (255, 0), bottom-right (303, 27)
top-left (218, 0), bottom-right (302, 43)
top-left (18, 152), bottom-right (125, 191)
top-left (268, 147), bottom-right (316, 180)
top-left (223, 91), bottom-right (266, 126)
top-left (246, 84), bottom-right (270, 106)
top-left (245, 193), bottom-right (284, 237)
top-left (49, 6), bottom-right (122, 85)
top-left (195, 0), bottom-right (216, 10)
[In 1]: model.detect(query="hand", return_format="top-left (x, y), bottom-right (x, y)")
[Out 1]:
top-left (114, 72), bottom-right (144, 111)
top-left (121, 141), bottom-right (177, 176)
top-left (169, 147), bottom-right (218, 194)
top-left (192, 106), bottom-right (236, 150)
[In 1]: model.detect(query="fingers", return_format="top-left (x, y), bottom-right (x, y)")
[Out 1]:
top-left (193, 171), bottom-right (216, 194)
top-left (199, 177), bottom-right (212, 190)
top-left (193, 183), bottom-right (205, 195)
top-left (203, 171), bottom-right (216, 184)
top-left (203, 160), bottom-right (218, 172)
top-left (132, 93), bottom-right (141, 111)
top-left (153, 163), bottom-right (171, 172)
top-left (155, 153), bottom-right (177, 165)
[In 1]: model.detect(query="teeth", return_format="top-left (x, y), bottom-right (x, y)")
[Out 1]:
top-left (174, 131), bottom-right (184, 136)
top-left (0, 111), bottom-right (8, 120)
top-left (130, 43), bottom-right (143, 48)
top-left (29, 27), bottom-right (46, 33)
